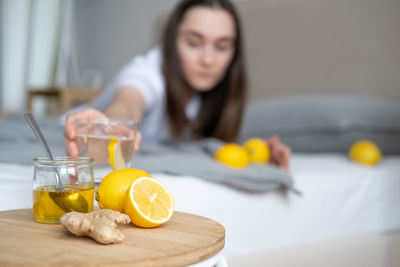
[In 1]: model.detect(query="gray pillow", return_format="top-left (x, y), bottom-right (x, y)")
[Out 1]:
top-left (239, 95), bottom-right (400, 154)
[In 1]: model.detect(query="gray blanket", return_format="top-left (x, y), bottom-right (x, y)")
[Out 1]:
top-left (0, 113), bottom-right (296, 193)
top-left (135, 140), bottom-right (296, 193)
top-left (0, 114), bottom-right (66, 164)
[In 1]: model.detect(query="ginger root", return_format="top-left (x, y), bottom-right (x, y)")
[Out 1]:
top-left (60, 209), bottom-right (131, 244)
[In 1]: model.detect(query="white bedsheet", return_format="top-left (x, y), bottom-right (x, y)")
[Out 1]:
top-left (1, 153), bottom-right (399, 257)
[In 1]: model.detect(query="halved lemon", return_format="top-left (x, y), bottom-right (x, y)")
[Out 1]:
top-left (108, 136), bottom-right (125, 171)
top-left (124, 177), bottom-right (174, 228)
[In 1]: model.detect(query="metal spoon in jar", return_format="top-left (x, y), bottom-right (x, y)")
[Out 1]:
top-left (24, 113), bottom-right (88, 213)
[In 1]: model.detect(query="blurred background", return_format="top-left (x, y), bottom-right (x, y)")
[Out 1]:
top-left (1, 0), bottom-right (399, 117)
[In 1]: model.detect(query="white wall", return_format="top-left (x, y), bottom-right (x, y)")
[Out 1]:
top-left (0, 0), bottom-right (61, 112)
top-left (238, 0), bottom-right (400, 100)
top-left (0, 1), bottom-right (2, 106)
top-left (26, 0), bottom-right (61, 88)
top-left (1, 0), bottom-right (31, 111)
top-left (1, 0), bottom-right (399, 113)
top-left (72, 0), bottom-right (400, 100)
top-left (74, 0), bottom-right (180, 86)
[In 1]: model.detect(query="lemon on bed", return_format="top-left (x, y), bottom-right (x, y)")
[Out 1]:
top-left (349, 140), bottom-right (382, 166)
top-left (243, 138), bottom-right (270, 164)
top-left (214, 143), bottom-right (250, 169)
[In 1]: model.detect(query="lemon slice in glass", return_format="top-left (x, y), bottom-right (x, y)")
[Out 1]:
top-left (108, 136), bottom-right (125, 171)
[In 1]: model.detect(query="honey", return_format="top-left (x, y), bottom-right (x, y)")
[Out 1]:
top-left (33, 185), bottom-right (94, 224)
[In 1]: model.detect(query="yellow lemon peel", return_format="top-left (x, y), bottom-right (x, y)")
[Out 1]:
top-left (108, 136), bottom-right (125, 171)
top-left (96, 168), bottom-right (152, 212)
top-left (214, 143), bottom-right (250, 169)
top-left (243, 137), bottom-right (270, 164)
top-left (349, 140), bottom-right (382, 166)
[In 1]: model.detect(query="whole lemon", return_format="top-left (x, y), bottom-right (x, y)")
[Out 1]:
top-left (243, 137), bottom-right (270, 164)
top-left (96, 168), bottom-right (152, 212)
top-left (349, 140), bottom-right (382, 166)
top-left (214, 143), bottom-right (250, 169)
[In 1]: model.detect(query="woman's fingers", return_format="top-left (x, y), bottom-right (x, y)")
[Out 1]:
top-left (64, 108), bottom-right (142, 157)
top-left (266, 136), bottom-right (291, 170)
top-left (65, 108), bottom-right (107, 139)
top-left (275, 143), bottom-right (291, 170)
top-left (276, 144), bottom-right (291, 170)
top-left (64, 114), bottom-right (77, 140)
top-left (266, 135), bottom-right (279, 147)
top-left (64, 109), bottom-right (107, 156)
top-left (65, 138), bottom-right (79, 156)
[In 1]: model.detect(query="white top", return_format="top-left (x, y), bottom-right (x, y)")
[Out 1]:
top-left (60, 47), bottom-right (201, 142)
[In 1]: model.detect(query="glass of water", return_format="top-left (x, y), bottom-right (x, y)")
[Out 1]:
top-left (75, 119), bottom-right (138, 182)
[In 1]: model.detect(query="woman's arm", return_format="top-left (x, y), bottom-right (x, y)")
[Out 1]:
top-left (104, 86), bottom-right (146, 122)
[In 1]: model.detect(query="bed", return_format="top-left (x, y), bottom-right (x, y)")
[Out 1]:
top-left (0, 95), bottom-right (399, 261)
top-left (1, 154), bottom-right (400, 257)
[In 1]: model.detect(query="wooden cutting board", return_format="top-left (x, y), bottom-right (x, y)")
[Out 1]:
top-left (0, 209), bottom-right (225, 266)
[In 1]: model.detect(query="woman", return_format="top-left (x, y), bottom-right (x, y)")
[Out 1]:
top-left (64, 0), bottom-right (291, 169)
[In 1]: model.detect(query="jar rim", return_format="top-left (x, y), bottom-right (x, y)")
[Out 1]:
top-left (33, 156), bottom-right (94, 166)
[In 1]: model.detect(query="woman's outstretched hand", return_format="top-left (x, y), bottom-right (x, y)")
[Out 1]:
top-left (64, 108), bottom-right (142, 156)
top-left (266, 135), bottom-right (291, 170)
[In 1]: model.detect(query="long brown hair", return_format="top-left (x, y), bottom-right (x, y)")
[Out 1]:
top-left (162, 0), bottom-right (247, 142)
